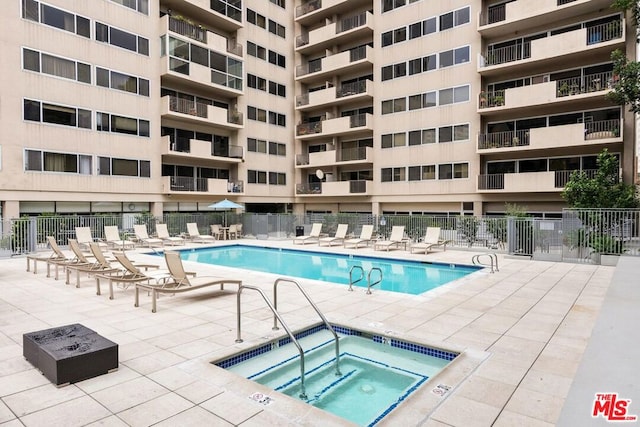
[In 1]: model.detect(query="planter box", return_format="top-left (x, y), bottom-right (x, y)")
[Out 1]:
top-left (600, 254), bottom-right (620, 266)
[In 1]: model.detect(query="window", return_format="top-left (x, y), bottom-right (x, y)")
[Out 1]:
top-left (95, 22), bottom-right (149, 56)
top-left (381, 65), bottom-right (393, 81)
top-left (248, 170), bottom-right (267, 184)
top-left (269, 81), bottom-right (286, 97)
top-left (23, 1), bottom-right (91, 38)
top-left (268, 141), bottom-right (286, 156)
top-left (409, 22), bottom-right (422, 39)
top-left (440, 50), bottom-right (453, 68)
top-left (270, 0), bottom-right (285, 7)
top-left (268, 19), bottom-right (286, 38)
top-left (382, 31), bottom-right (393, 47)
top-left (211, 0), bottom-right (242, 22)
top-left (394, 27), bottom-right (406, 43)
top-left (439, 164), bottom-right (452, 179)
top-left (23, 48), bottom-right (91, 83)
top-left (393, 167), bottom-right (406, 181)
top-left (25, 149), bottom-right (92, 174)
top-left (439, 163), bottom-right (468, 179)
top-left (247, 74), bottom-right (266, 91)
top-left (423, 17), bottom-right (436, 35)
top-left (408, 58), bottom-right (422, 75)
top-left (24, 99), bottom-right (91, 129)
top-left (96, 111), bottom-right (149, 136)
top-left (439, 85), bottom-right (469, 105)
top-left (454, 46), bottom-right (470, 64)
top-left (96, 67), bottom-right (149, 96)
top-left (247, 138), bottom-right (267, 153)
top-left (110, 0), bottom-right (149, 14)
top-left (393, 62), bottom-right (406, 78)
top-left (98, 157), bottom-right (150, 177)
top-left (439, 126), bottom-right (452, 143)
top-left (269, 172), bottom-right (286, 185)
top-left (423, 55), bottom-right (436, 72)
top-left (408, 166), bottom-right (421, 181)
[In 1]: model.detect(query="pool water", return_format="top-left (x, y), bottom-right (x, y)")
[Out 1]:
top-left (216, 326), bottom-right (457, 426)
top-left (180, 245), bottom-right (481, 295)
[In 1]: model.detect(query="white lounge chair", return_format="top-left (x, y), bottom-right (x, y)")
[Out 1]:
top-left (293, 223), bottom-right (322, 245)
top-left (104, 226), bottom-right (135, 250)
top-left (187, 223), bottom-right (215, 243)
top-left (319, 224), bottom-right (348, 246)
top-left (410, 227), bottom-right (451, 254)
top-left (374, 226), bottom-right (407, 251)
top-left (155, 223), bottom-right (184, 246)
top-left (75, 227), bottom-right (108, 252)
top-left (134, 224), bottom-right (164, 248)
top-left (343, 225), bottom-right (374, 249)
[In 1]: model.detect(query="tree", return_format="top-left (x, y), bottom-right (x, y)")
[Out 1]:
top-left (562, 149), bottom-right (639, 208)
top-left (608, 1), bottom-right (640, 111)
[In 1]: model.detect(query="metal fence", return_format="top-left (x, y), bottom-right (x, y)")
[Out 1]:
top-left (2, 209), bottom-right (639, 264)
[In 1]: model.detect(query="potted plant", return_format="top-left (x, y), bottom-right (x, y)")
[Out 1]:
top-left (493, 95), bottom-right (504, 106)
top-left (588, 232), bottom-right (624, 265)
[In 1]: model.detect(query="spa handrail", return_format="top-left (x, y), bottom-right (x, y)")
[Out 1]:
top-left (273, 278), bottom-right (341, 376)
top-left (235, 284), bottom-right (309, 399)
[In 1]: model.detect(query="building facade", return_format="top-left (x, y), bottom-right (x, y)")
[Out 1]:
top-left (0, 0), bottom-right (635, 219)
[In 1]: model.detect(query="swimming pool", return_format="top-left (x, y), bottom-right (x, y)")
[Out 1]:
top-left (214, 324), bottom-right (457, 426)
top-left (179, 245), bottom-right (481, 295)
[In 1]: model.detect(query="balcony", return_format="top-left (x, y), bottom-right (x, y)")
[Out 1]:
top-left (295, 45), bottom-right (373, 83)
top-left (295, 0), bottom-right (368, 25)
top-left (296, 180), bottom-right (370, 196)
top-left (163, 176), bottom-right (244, 195)
top-left (478, 20), bottom-right (624, 76)
top-left (163, 15), bottom-right (242, 57)
top-left (296, 11), bottom-right (373, 53)
top-left (164, 0), bottom-right (242, 32)
top-left (477, 119), bottom-right (622, 152)
top-left (478, 0), bottom-right (614, 37)
top-left (161, 96), bottom-right (243, 130)
top-left (478, 77), bottom-right (613, 114)
top-left (296, 146), bottom-right (373, 168)
top-left (477, 169), bottom-right (596, 192)
top-left (160, 54), bottom-right (243, 98)
top-left (161, 136), bottom-right (244, 164)
top-left (296, 113), bottom-right (373, 140)
top-left (296, 80), bottom-right (373, 110)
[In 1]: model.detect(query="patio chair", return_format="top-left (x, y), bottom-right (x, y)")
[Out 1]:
top-left (134, 251), bottom-right (240, 312)
top-left (26, 236), bottom-right (71, 275)
top-left (155, 223), bottom-right (185, 246)
top-left (104, 226), bottom-right (135, 250)
top-left (75, 227), bottom-right (108, 252)
top-left (410, 227), bottom-right (451, 254)
top-left (318, 224), bottom-right (348, 247)
top-left (45, 237), bottom-right (94, 280)
top-left (293, 223), bottom-right (322, 245)
top-left (374, 226), bottom-right (407, 252)
top-left (134, 224), bottom-right (164, 248)
top-left (65, 241), bottom-right (121, 288)
top-left (210, 224), bottom-right (224, 240)
top-left (343, 225), bottom-right (374, 249)
top-left (227, 224), bottom-right (239, 239)
top-left (96, 251), bottom-right (172, 300)
top-left (187, 223), bottom-right (215, 243)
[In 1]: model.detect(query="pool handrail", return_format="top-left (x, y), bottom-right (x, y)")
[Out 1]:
top-left (235, 284), bottom-right (309, 399)
top-left (348, 265), bottom-right (364, 291)
top-left (471, 253), bottom-right (499, 273)
top-left (366, 267), bottom-right (383, 294)
top-left (273, 278), bottom-right (341, 377)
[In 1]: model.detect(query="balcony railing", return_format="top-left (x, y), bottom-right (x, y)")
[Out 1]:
top-left (338, 146), bottom-right (368, 162)
top-left (349, 45), bottom-right (367, 62)
top-left (337, 12), bottom-right (367, 33)
top-left (296, 154), bottom-right (310, 165)
top-left (228, 145), bottom-right (243, 158)
top-left (227, 180), bottom-right (243, 193)
top-left (349, 113), bottom-right (367, 128)
top-left (349, 180), bottom-right (367, 193)
top-left (337, 80), bottom-right (366, 98)
top-left (478, 174), bottom-right (505, 190)
top-left (227, 40), bottom-right (242, 56)
top-left (478, 90), bottom-right (505, 109)
top-left (554, 169), bottom-right (597, 187)
top-left (296, 93), bottom-right (310, 106)
top-left (227, 110), bottom-right (243, 125)
top-left (295, 0), bottom-right (321, 18)
top-left (297, 121), bottom-right (322, 136)
top-left (478, 130), bottom-right (530, 150)
top-left (170, 176), bottom-right (208, 192)
top-left (169, 16), bottom-right (207, 43)
top-left (169, 139), bottom-right (190, 153)
top-left (556, 71), bottom-right (614, 97)
top-left (296, 33), bottom-right (309, 47)
top-left (585, 119), bottom-right (621, 140)
top-left (484, 3), bottom-right (506, 25)
top-left (586, 21), bottom-right (622, 45)
top-left (484, 42), bottom-right (531, 66)
top-left (168, 96), bottom-right (208, 118)
top-left (296, 182), bottom-right (322, 194)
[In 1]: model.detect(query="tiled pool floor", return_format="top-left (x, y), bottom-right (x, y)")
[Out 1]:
top-left (0, 240), bottom-right (616, 426)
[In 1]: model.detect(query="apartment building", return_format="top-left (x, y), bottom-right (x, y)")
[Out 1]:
top-left (0, 0), bottom-right (635, 220)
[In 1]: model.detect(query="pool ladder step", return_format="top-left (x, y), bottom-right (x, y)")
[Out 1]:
top-left (348, 266), bottom-right (383, 294)
top-left (472, 253), bottom-right (499, 273)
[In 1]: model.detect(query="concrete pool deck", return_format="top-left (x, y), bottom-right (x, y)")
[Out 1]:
top-left (0, 239), bottom-right (635, 426)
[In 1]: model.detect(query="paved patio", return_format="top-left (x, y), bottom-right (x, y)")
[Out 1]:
top-left (0, 239), bottom-right (623, 426)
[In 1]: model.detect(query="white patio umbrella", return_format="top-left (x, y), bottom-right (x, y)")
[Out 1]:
top-left (208, 198), bottom-right (245, 226)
